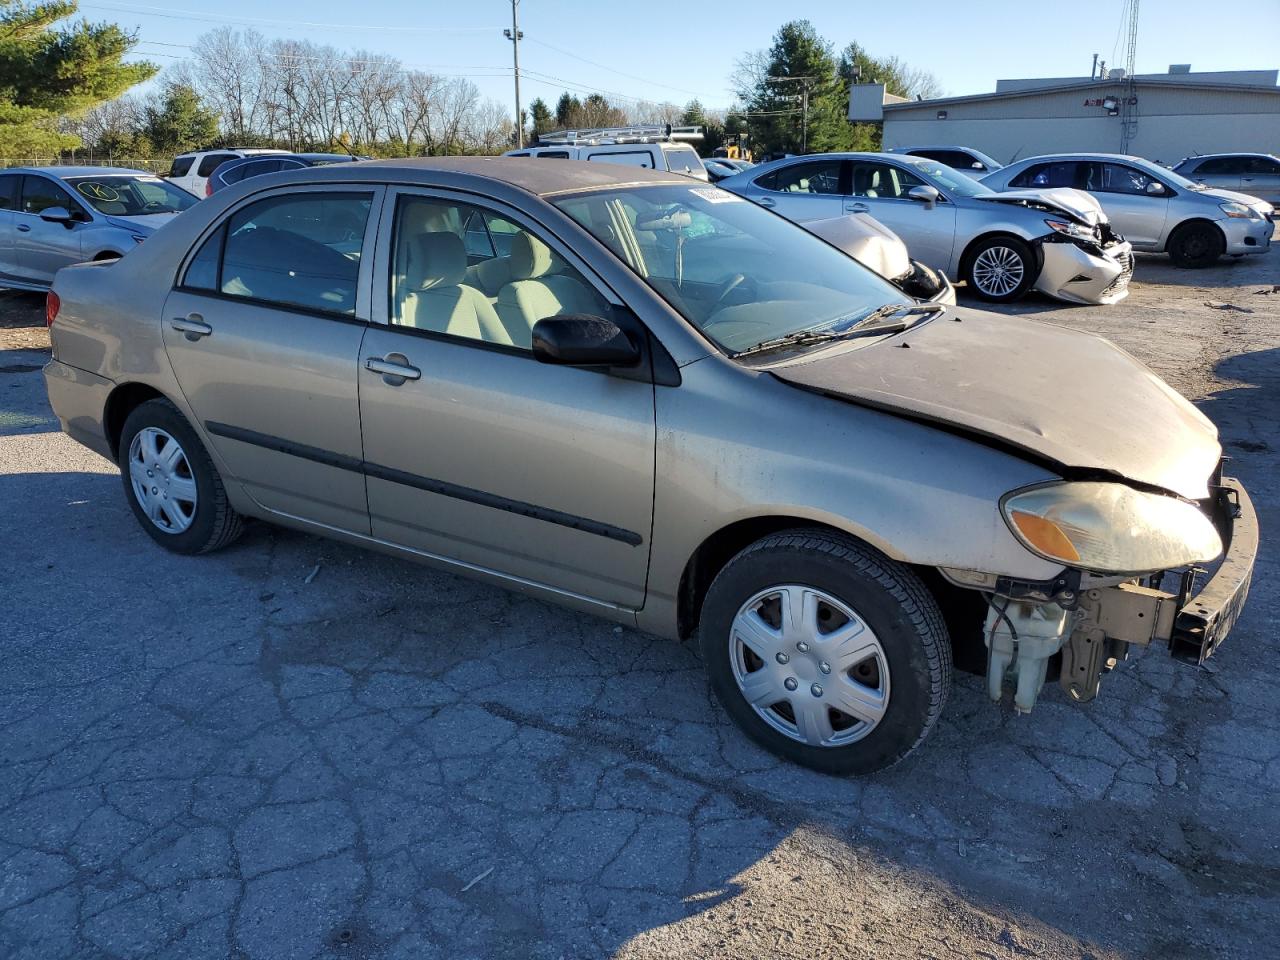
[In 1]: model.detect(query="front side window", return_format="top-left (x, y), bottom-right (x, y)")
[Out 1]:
top-left (896, 158), bottom-right (987, 197)
top-left (1012, 162), bottom-right (1081, 189)
top-left (1092, 163), bottom-right (1163, 196)
top-left (20, 177), bottom-right (84, 217)
top-left (65, 176), bottom-right (197, 216)
top-left (1245, 156), bottom-right (1280, 175)
top-left (1194, 156), bottom-right (1243, 176)
top-left (768, 160), bottom-right (842, 195)
top-left (390, 195), bottom-right (610, 351)
top-left (554, 184), bottom-right (908, 354)
top-left (182, 191), bottom-right (372, 315)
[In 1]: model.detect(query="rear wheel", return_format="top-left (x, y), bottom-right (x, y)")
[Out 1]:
top-left (698, 530), bottom-right (952, 775)
top-left (119, 399), bottom-right (243, 554)
top-left (1167, 221), bottom-right (1225, 268)
top-left (963, 236), bottom-right (1035, 302)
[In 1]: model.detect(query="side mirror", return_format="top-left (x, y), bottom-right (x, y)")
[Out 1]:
top-left (971, 161), bottom-right (986, 170)
top-left (1145, 181), bottom-right (1166, 195)
top-left (532, 314), bottom-right (641, 368)
top-left (39, 206), bottom-right (75, 226)
top-left (906, 185), bottom-right (940, 209)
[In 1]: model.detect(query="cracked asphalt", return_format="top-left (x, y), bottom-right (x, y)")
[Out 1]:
top-left (1, 243), bottom-right (1278, 959)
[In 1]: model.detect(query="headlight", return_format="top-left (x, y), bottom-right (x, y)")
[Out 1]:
top-left (1001, 482), bottom-right (1222, 573)
top-left (1044, 218), bottom-right (1098, 241)
top-left (131, 234), bottom-right (146, 243)
top-left (1219, 201), bottom-right (1259, 220)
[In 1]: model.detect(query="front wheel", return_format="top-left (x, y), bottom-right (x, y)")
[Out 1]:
top-left (698, 531), bottom-right (952, 775)
top-left (1166, 221), bottom-right (1225, 268)
top-left (963, 236), bottom-right (1035, 302)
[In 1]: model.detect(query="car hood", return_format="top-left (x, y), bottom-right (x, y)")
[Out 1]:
top-left (974, 188), bottom-right (1104, 225)
top-left (1193, 185), bottom-right (1273, 211)
top-left (768, 309), bottom-right (1221, 499)
top-left (802, 213), bottom-right (910, 281)
top-left (102, 212), bottom-right (181, 234)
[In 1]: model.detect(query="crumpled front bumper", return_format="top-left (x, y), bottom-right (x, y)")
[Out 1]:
top-left (1034, 237), bottom-right (1134, 305)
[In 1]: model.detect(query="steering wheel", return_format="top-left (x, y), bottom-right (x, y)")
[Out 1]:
top-left (711, 272), bottom-right (755, 310)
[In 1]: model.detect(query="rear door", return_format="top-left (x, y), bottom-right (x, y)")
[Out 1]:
top-left (749, 158), bottom-right (846, 222)
top-left (161, 185), bottom-right (382, 532)
top-left (1240, 156), bottom-right (1280, 204)
top-left (13, 175), bottom-right (89, 284)
top-left (1182, 156), bottom-right (1243, 193)
top-left (0, 174), bottom-right (20, 281)
top-left (846, 159), bottom-right (956, 272)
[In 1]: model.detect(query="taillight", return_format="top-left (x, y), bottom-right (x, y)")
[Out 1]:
top-left (205, 179), bottom-right (214, 197)
top-left (45, 291), bottom-right (60, 327)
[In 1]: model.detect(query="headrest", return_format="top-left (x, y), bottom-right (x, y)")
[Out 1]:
top-left (401, 202), bottom-right (461, 237)
top-left (407, 232), bottom-right (467, 290)
top-left (510, 232), bottom-right (555, 280)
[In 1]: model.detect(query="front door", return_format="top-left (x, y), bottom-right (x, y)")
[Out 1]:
top-left (358, 190), bottom-right (656, 608)
top-left (847, 160), bottom-right (957, 273)
top-left (161, 186), bottom-right (382, 532)
top-left (0, 173), bottom-right (19, 282)
top-left (14, 175), bottom-right (87, 284)
top-left (1084, 162), bottom-right (1170, 249)
top-left (752, 158), bottom-right (846, 222)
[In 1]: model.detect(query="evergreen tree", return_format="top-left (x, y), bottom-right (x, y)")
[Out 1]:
top-left (142, 81), bottom-right (219, 154)
top-left (554, 92), bottom-right (580, 127)
top-left (528, 97), bottom-right (552, 138)
top-left (0, 0), bottom-right (156, 156)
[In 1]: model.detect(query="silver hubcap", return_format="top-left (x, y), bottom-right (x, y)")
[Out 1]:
top-left (729, 585), bottom-right (890, 748)
top-left (127, 427), bottom-right (197, 534)
top-left (972, 245), bottom-right (1025, 296)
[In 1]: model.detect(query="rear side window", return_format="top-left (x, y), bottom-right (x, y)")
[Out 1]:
top-left (0, 174), bottom-right (18, 210)
top-left (169, 156), bottom-right (194, 178)
top-left (1193, 156), bottom-right (1243, 175)
top-left (1245, 156), bottom-right (1280, 175)
top-left (182, 191), bottom-right (373, 315)
top-left (534, 150), bottom-right (569, 159)
top-left (197, 153), bottom-right (238, 177)
top-left (910, 149), bottom-right (973, 169)
top-left (586, 149), bottom-right (654, 169)
top-left (1010, 162), bottom-right (1081, 189)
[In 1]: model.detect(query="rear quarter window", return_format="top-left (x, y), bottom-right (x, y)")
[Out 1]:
top-left (586, 149), bottom-right (655, 169)
top-left (169, 156), bottom-right (194, 178)
top-left (197, 153), bottom-right (238, 177)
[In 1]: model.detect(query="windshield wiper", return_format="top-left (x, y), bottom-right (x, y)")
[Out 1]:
top-left (735, 302), bottom-right (945, 357)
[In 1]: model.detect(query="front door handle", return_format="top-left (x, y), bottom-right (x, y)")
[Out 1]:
top-left (170, 315), bottom-right (212, 340)
top-left (845, 202), bottom-right (869, 213)
top-left (756, 196), bottom-right (776, 208)
top-left (15, 223), bottom-right (29, 232)
top-left (365, 354), bottom-right (421, 384)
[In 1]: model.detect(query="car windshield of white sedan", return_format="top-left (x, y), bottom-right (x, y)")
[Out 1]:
top-left (65, 176), bottom-right (198, 216)
top-left (900, 160), bottom-right (990, 197)
top-left (553, 185), bottom-right (908, 353)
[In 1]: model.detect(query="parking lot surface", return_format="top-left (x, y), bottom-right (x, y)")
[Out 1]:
top-left (2, 248), bottom-right (1278, 959)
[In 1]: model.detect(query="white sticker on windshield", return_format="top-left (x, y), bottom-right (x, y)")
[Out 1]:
top-left (690, 187), bottom-right (743, 203)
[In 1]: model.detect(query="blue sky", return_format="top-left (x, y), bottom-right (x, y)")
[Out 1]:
top-left (81, 0), bottom-right (1280, 110)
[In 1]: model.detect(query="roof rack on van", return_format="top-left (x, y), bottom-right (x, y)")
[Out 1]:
top-left (536, 124), bottom-right (704, 146)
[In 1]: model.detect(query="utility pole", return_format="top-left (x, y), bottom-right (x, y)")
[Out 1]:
top-left (1119, 0), bottom-right (1140, 152)
top-left (503, 1), bottom-right (524, 148)
top-left (763, 76), bottom-right (814, 155)
top-left (801, 86), bottom-right (810, 154)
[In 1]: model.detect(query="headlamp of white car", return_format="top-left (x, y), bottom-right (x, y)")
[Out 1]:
top-left (1001, 481), bottom-right (1222, 573)
top-left (1219, 201), bottom-right (1260, 220)
top-left (1044, 218), bottom-right (1098, 241)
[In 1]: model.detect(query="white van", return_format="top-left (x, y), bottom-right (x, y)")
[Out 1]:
top-left (506, 125), bottom-right (708, 181)
top-left (166, 148), bottom-right (290, 197)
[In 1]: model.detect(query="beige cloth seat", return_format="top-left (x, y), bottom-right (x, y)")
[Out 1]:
top-left (496, 233), bottom-right (603, 347)
top-left (398, 232), bottom-right (513, 345)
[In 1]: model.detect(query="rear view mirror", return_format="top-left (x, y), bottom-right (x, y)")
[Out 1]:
top-left (907, 185), bottom-right (940, 209)
top-left (532, 314), bottom-right (641, 368)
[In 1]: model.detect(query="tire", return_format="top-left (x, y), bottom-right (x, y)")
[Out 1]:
top-left (698, 530), bottom-right (952, 775)
top-left (963, 235), bottom-right (1036, 302)
top-left (1166, 221), bottom-right (1225, 268)
top-left (118, 398), bottom-right (243, 554)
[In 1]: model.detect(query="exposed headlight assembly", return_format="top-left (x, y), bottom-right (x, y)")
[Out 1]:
top-left (1044, 218), bottom-right (1098, 241)
top-left (1001, 481), bottom-right (1222, 573)
top-left (1219, 201), bottom-right (1260, 220)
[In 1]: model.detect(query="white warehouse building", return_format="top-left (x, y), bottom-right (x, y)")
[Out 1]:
top-left (849, 67), bottom-right (1280, 166)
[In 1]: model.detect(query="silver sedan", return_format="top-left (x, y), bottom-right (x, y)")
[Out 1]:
top-left (43, 158), bottom-right (1255, 774)
top-left (718, 153), bottom-right (1133, 304)
top-left (0, 167), bottom-right (197, 291)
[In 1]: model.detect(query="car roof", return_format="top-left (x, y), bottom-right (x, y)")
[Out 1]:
top-left (1005, 153), bottom-right (1149, 164)
top-left (269, 156), bottom-right (690, 196)
top-left (3, 166), bottom-right (152, 178)
top-left (1179, 152), bottom-right (1278, 161)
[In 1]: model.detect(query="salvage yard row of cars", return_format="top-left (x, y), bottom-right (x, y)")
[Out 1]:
top-left (36, 144), bottom-right (1261, 774)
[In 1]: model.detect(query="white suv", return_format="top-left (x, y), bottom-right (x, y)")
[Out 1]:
top-left (506, 125), bottom-right (708, 181)
top-left (166, 148), bottom-right (290, 197)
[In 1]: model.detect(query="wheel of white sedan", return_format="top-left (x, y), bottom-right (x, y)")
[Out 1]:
top-left (964, 236), bottom-right (1035, 302)
top-left (698, 530), bottom-right (952, 774)
top-left (118, 398), bottom-right (243, 554)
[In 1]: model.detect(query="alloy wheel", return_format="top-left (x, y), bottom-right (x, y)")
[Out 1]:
top-left (127, 427), bottom-right (198, 534)
top-left (729, 584), bottom-right (890, 748)
top-left (971, 245), bottom-right (1026, 297)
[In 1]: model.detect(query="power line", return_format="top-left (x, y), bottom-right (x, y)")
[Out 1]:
top-left (80, 2), bottom-right (496, 33)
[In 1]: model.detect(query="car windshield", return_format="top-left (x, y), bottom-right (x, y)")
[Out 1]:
top-left (901, 158), bottom-right (992, 197)
top-left (1126, 158), bottom-right (1200, 191)
top-left (552, 184), bottom-right (909, 354)
top-left (65, 175), bottom-right (197, 216)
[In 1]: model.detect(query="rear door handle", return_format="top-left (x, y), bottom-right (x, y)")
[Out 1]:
top-left (15, 223), bottom-right (29, 232)
top-left (756, 196), bottom-right (776, 208)
top-left (170, 315), bottom-right (212, 340)
top-left (365, 354), bottom-right (421, 384)
top-left (845, 202), bottom-right (869, 213)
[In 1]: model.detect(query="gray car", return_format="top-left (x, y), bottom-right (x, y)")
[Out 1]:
top-left (981, 154), bottom-right (1275, 268)
top-left (718, 153), bottom-right (1133, 304)
top-left (43, 158), bottom-right (1256, 774)
top-left (0, 166), bottom-right (197, 291)
top-left (1172, 153), bottom-right (1280, 205)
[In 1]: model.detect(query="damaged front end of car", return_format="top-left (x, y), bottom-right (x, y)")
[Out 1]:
top-left (941, 465), bottom-right (1257, 713)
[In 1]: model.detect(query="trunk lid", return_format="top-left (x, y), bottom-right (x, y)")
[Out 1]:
top-left (768, 309), bottom-right (1220, 499)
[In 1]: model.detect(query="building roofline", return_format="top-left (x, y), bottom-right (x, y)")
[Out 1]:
top-left (882, 76), bottom-right (1280, 112)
